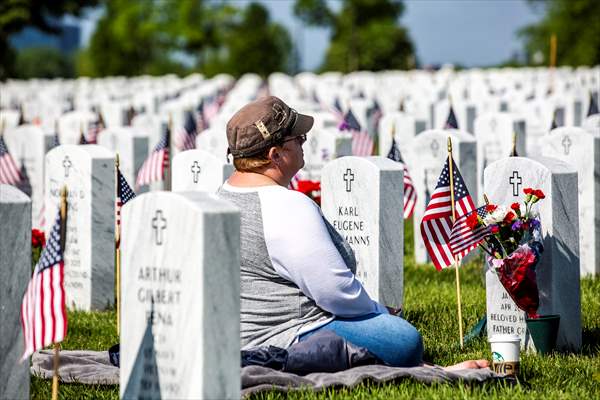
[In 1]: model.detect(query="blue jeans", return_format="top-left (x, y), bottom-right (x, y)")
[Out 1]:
top-left (299, 313), bottom-right (423, 367)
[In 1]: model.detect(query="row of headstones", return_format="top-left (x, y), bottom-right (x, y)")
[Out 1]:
top-left (3, 110), bottom-right (598, 279)
top-left (1, 150), bottom-right (585, 397)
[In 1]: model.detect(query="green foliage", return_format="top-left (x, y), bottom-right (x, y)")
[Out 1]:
top-left (519, 0), bottom-right (600, 66)
top-left (83, 1), bottom-right (290, 78)
top-left (294, 0), bottom-right (415, 72)
top-left (203, 3), bottom-right (292, 78)
top-left (30, 222), bottom-right (600, 398)
top-left (15, 46), bottom-right (75, 79)
top-left (0, 0), bottom-right (99, 79)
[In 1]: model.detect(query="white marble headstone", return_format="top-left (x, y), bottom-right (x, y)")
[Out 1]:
top-left (377, 112), bottom-right (418, 157)
top-left (407, 129), bottom-right (477, 264)
top-left (475, 112), bottom-right (527, 202)
top-left (120, 191), bottom-right (240, 400)
top-left (302, 128), bottom-right (352, 181)
top-left (582, 114), bottom-right (600, 136)
top-left (321, 156), bottom-right (404, 307)
top-left (541, 127), bottom-right (600, 276)
top-left (58, 111), bottom-right (96, 144)
top-left (195, 127), bottom-right (229, 160)
top-left (0, 185), bottom-right (30, 400)
top-left (44, 145), bottom-right (115, 310)
top-left (172, 150), bottom-right (233, 192)
top-left (484, 156), bottom-right (581, 352)
top-left (3, 124), bottom-right (53, 228)
top-left (97, 127), bottom-right (149, 188)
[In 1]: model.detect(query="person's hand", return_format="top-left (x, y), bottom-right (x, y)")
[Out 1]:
top-left (386, 306), bottom-right (402, 316)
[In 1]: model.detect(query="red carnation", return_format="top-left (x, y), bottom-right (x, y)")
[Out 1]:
top-left (485, 204), bottom-right (498, 213)
top-left (523, 188), bottom-right (533, 195)
top-left (490, 225), bottom-right (500, 234)
top-left (466, 212), bottom-right (479, 229)
top-left (511, 202), bottom-right (520, 212)
top-left (503, 211), bottom-right (516, 225)
top-left (533, 189), bottom-right (545, 199)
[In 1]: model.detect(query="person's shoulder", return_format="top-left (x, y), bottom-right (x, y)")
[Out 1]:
top-left (259, 187), bottom-right (321, 218)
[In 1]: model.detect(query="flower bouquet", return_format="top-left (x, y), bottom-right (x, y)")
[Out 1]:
top-left (468, 188), bottom-right (545, 318)
top-left (31, 228), bottom-right (46, 271)
top-left (470, 188), bottom-right (560, 353)
top-left (295, 179), bottom-right (321, 205)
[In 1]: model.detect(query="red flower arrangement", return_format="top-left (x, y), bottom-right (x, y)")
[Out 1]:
top-left (471, 188), bottom-right (545, 318)
top-left (295, 180), bottom-right (321, 205)
top-left (31, 229), bottom-right (46, 270)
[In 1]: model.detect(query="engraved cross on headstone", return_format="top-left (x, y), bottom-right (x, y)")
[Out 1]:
top-left (509, 171), bottom-right (522, 196)
top-left (561, 135), bottom-right (572, 155)
top-left (191, 161), bottom-right (201, 183)
top-left (151, 210), bottom-right (167, 246)
top-left (343, 168), bottom-right (355, 192)
top-left (430, 140), bottom-right (440, 157)
top-left (62, 156), bottom-right (72, 177)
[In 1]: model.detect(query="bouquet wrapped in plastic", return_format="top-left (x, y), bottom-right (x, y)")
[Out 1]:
top-left (469, 188), bottom-right (545, 318)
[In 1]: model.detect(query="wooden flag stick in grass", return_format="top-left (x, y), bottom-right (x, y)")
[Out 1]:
top-left (447, 137), bottom-right (464, 349)
top-left (53, 185), bottom-right (68, 400)
top-left (115, 154), bottom-right (121, 336)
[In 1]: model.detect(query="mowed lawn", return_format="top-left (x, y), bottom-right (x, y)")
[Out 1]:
top-left (31, 222), bottom-right (600, 399)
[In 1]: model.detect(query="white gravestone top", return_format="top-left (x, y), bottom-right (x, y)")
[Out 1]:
top-left (0, 185), bottom-right (31, 400)
top-left (541, 127), bottom-right (600, 276)
top-left (407, 129), bottom-right (477, 264)
top-left (172, 149), bottom-right (233, 192)
top-left (44, 144), bottom-right (115, 310)
top-left (484, 156), bottom-right (581, 352)
top-left (120, 191), bottom-right (240, 400)
top-left (321, 156), bottom-right (404, 307)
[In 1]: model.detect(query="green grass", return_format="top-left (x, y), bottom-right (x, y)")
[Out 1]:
top-left (31, 222), bottom-right (600, 399)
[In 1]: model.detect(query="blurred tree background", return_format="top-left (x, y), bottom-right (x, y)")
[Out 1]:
top-left (1, 0), bottom-right (599, 80)
top-left (519, 0), bottom-right (600, 66)
top-left (294, 0), bottom-right (415, 72)
top-left (0, 0), bottom-right (99, 79)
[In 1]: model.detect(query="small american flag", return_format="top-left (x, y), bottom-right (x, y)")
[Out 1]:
top-left (202, 96), bottom-right (221, 128)
top-left (50, 130), bottom-right (60, 149)
top-left (449, 204), bottom-right (490, 260)
top-left (0, 135), bottom-right (21, 184)
top-left (78, 130), bottom-right (88, 145)
top-left (136, 124), bottom-right (170, 188)
top-left (20, 210), bottom-right (67, 359)
top-left (588, 92), bottom-right (599, 116)
top-left (117, 167), bottom-right (136, 227)
top-left (420, 157), bottom-right (482, 270)
top-left (195, 102), bottom-right (206, 132)
top-left (445, 105), bottom-right (459, 129)
top-left (339, 109), bottom-right (373, 157)
top-left (550, 109), bottom-right (558, 130)
top-left (387, 138), bottom-right (417, 219)
top-left (116, 167), bottom-right (136, 248)
top-left (87, 113), bottom-right (104, 144)
top-left (175, 110), bottom-right (197, 151)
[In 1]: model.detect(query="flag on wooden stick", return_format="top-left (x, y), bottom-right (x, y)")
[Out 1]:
top-left (0, 134), bottom-right (22, 185)
top-left (136, 123), bottom-right (170, 188)
top-left (387, 138), bottom-right (417, 219)
top-left (175, 110), bottom-right (198, 151)
top-left (20, 207), bottom-right (67, 360)
top-left (445, 105), bottom-right (459, 129)
top-left (420, 155), bottom-right (485, 270)
top-left (588, 92), bottom-right (599, 117)
top-left (339, 108), bottom-right (373, 156)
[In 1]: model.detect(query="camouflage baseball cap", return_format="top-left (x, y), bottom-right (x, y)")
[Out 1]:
top-left (226, 96), bottom-right (313, 158)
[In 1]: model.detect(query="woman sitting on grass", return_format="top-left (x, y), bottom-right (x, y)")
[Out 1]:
top-left (218, 96), bottom-right (488, 370)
